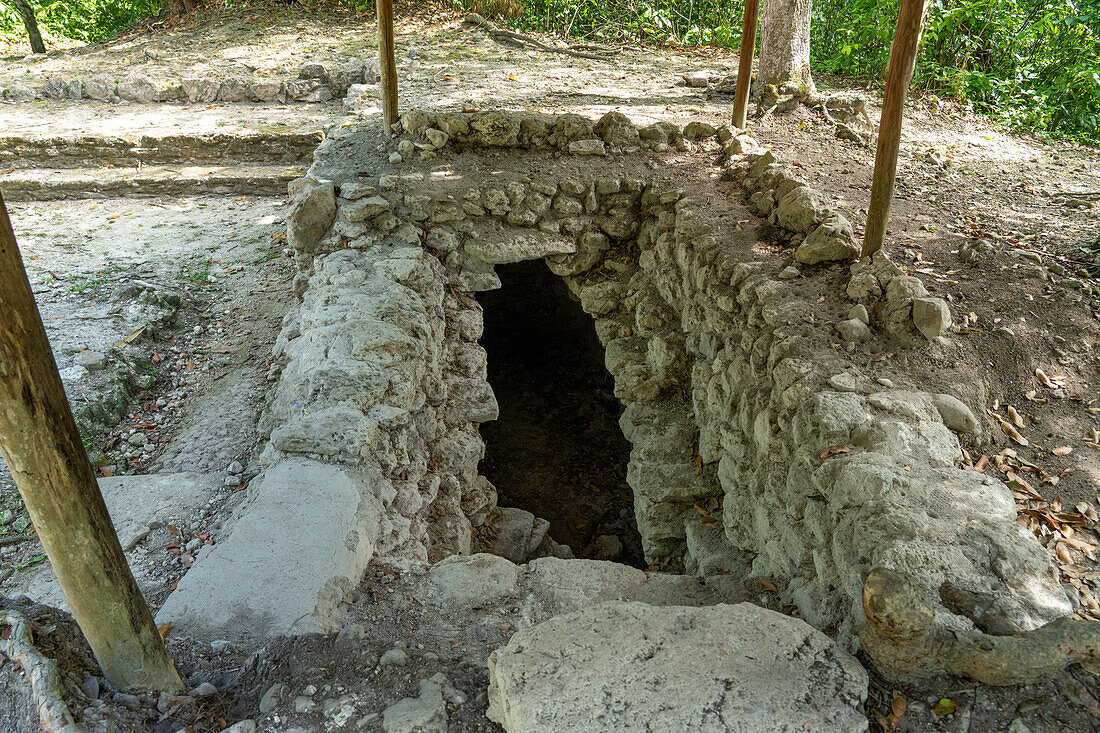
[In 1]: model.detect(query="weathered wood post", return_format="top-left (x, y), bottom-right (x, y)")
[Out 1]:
top-left (377, 0), bottom-right (399, 135)
top-left (732, 0), bottom-right (761, 129)
top-left (862, 0), bottom-right (928, 256)
top-left (0, 194), bottom-right (182, 692)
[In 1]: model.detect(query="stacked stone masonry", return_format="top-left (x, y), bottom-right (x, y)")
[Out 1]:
top-left (0, 59), bottom-right (380, 105)
top-left (260, 108), bottom-right (1071, 647)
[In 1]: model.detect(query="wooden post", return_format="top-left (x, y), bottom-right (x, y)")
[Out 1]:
top-left (731, 0), bottom-right (760, 129)
top-left (0, 195), bottom-right (182, 692)
top-left (377, 0), bottom-right (398, 135)
top-left (862, 0), bottom-right (927, 256)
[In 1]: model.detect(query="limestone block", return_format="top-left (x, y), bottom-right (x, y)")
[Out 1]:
top-left (568, 139), bottom-right (606, 156)
top-left (287, 178), bottom-right (336, 254)
top-left (286, 80), bottom-right (334, 102)
top-left (639, 121), bottom-right (680, 144)
top-left (683, 517), bottom-right (750, 577)
top-left (484, 508), bottom-right (550, 564)
top-left (156, 459), bottom-right (382, 644)
top-left (249, 81), bottom-right (285, 102)
top-left (934, 394), bottom-right (979, 434)
top-left (427, 553), bottom-right (519, 605)
top-left (343, 195), bottom-right (392, 221)
top-left (216, 79), bottom-right (250, 102)
top-left (470, 110), bottom-right (521, 146)
top-left (436, 112), bottom-right (471, 138)
top-left (487, 601), bottom-right (868, 732)
top-left (682, 120), bottom-right (718, 140)
top-left (43, 77), bottom-right (80, 100)
top-left (796, 214), bottom-right (860, 265)
top-left (828, 453), bottom-right (1072, 634)
top-left (593, 110), bottom-right (639, 147)
top-left (181, 77), bottom-right (219, 103)
top-left (912, 297), bottom-right (952, 340)
top-left (772, 186), bottom-right (832, 234)
top-left (464, 229), bottom-right (575, 264)
top-left (853, 417), bottom-right (962, 468)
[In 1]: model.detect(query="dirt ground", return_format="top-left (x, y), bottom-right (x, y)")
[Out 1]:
top-left (1, 2), bottom-right (1100, 731)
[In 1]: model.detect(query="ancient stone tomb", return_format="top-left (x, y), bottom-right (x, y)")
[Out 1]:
top-left (162, 109), bottom-right (1070, 662)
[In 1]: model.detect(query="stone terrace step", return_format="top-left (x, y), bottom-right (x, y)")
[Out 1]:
top-left (1, 131), bottom-right (324, 169)
top-left (0, 164), bottom-right (304, 201)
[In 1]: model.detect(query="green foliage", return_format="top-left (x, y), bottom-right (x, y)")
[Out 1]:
top-left (503, 0), bottom-right (1100, 142)
top-left (813, 0), bottom-right (1100, 143)
top-left (508, 0), bottom-right (747, 46)
top-left (1, 0), bottom-right (163, 44)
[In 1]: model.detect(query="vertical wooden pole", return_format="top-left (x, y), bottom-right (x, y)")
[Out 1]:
top-left (377, 0), bottom-right (398, 135)
top-left (0, 195), bottom-right (182, 693)
top-left (732, 0), bottom-right (760, 129)
top-left (862, 0), bottom-right (927, 256)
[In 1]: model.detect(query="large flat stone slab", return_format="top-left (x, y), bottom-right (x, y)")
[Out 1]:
top-left (21, 472), bottom-right (219, 609)
top-left (487, 601), bottom-right (868, 732)
top-left (156, 458), bottom-right (381, 644)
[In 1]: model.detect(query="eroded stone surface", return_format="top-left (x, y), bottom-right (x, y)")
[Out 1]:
top-left (252, 109), bottom-right (1068, 650)
top-left (156, 459), bottom-right (381, 643)
top-left (487, 601), bottom-right (869, 732)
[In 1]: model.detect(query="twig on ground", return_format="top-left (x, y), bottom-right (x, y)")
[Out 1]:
top-left (0, 609), bottom-right (84, 733)
top-left (463, 13), bottom-right (613, 61)
top-left (0, 534), bottom-right (37, 548)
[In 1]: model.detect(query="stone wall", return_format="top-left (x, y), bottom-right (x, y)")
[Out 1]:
top-left (259, 108), bottom-right (1071, 645)
top-left (0, 59), bottom-right (378, 105)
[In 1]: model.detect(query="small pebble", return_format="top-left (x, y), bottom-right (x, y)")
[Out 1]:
top-left (81, 675), bottom-right (100, 700)
top-left (226, 461), bottom-right (244, 475)
top-left (380, 648), bottom-right (408, 666)
top-left (190, 682), bottom-right (217, 697)
top-left (388, 152), bottom-right (403, 164)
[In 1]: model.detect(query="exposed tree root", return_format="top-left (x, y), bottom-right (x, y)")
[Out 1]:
top-left (0, 609), bottom-right (84, 733)
top-left (859, 567), bottom-right (1100, 686)
top-left (463, 13), bottom-right (614, 61)
top-left (757, 82), bottom-right (875, 146)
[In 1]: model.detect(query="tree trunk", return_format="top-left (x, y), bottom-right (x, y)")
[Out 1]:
top-left (759, 0), bottom-right (814, 95)
top-left (12, 0), bottom-right (45, 54)
top-left (164, 0), bottom-right (199, 14)
top-left (0, 194), bottom-right (183, 693)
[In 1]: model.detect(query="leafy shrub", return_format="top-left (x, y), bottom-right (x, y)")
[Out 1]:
top-left (1, 0), bottom-right (163, 43)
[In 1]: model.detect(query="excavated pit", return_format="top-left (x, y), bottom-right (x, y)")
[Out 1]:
top-left (477, 259), bottom-right (645, 566)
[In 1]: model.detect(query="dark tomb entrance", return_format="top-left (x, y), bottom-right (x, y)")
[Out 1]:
top-left (478, 259), bottom-right (645, 567)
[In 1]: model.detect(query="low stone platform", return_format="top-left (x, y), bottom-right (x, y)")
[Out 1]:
top-left (0, 164), bottom-right (304, 201)
top-left (487, 600), bottom-right (869, 732)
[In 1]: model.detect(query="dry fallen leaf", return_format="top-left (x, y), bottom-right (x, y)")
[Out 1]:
top-left (1053, 446), bottom-right (1073, 456)
top-left (157, 622), bottom-right (172, 638)
top-left (1007, 405), bottom-right (1025, 428)
top-left (1036, 368), bottom-right (1063, 389)
top-left (759, 579), bottom-right (778, 592)
top-left (820, 445), bottom-right (851, 459)
top-left (1000, 420), bottom-right (1029, 446)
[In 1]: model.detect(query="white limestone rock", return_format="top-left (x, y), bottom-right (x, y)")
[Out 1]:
top-left (487, 601), bottom-right (868, 732)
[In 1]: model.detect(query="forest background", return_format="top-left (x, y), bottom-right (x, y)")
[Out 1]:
top-left (3, 0), bottom-right (1099, 144)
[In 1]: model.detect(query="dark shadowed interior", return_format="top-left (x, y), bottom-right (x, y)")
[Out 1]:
top-left (477, 259), bottom-right (644, 567)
